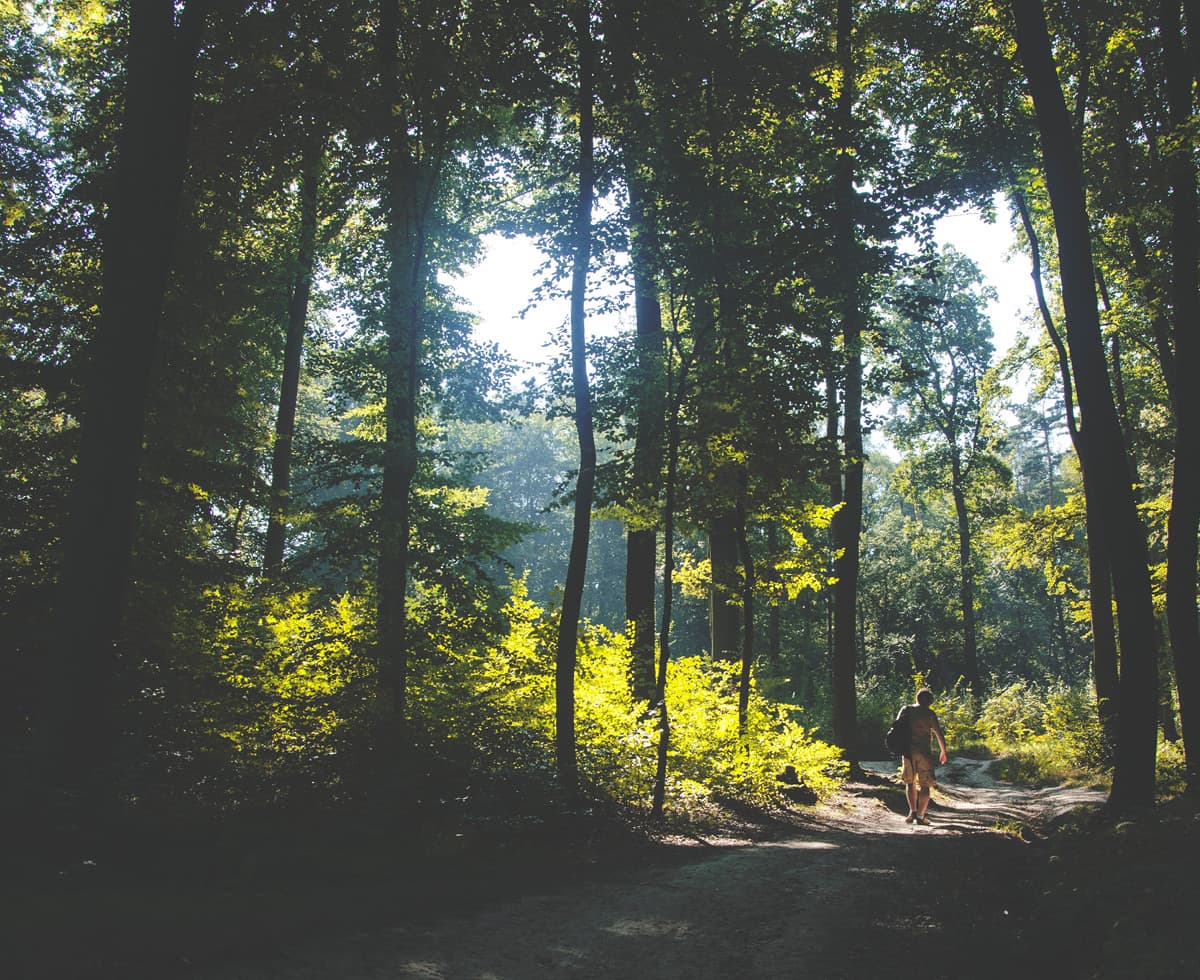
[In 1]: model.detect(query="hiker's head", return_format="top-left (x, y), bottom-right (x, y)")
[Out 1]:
top-left (916, 688), bottom-right (934, 707)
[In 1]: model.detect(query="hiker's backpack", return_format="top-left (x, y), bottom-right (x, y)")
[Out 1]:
top-left (884, 709), bottom-right (911, 758)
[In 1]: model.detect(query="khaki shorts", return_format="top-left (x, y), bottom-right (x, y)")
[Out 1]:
top-left (901, 751), bottom-right (936, 792)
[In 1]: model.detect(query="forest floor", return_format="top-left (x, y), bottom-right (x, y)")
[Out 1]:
top-left (8, 758), bottom-right (1200, 980)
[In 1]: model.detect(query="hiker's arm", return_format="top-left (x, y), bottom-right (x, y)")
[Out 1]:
top-left (935, 725), bottom-right (948, 765)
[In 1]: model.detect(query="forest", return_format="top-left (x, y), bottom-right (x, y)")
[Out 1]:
top-left (2, 0), bottom-right (1199, 971)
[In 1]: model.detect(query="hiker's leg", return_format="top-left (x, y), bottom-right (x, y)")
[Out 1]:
top-left (902, 756), bottom-right (918, 817)
top-left (913, 752), bottom-right (935, 818)
top-left (916, 786), bottom-right (931, 817)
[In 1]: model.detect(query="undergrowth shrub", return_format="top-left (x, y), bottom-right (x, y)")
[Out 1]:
top-left (412, 580), bottom-right (845, 811)
top-left (976, 680), bottom-right (1107, 785)
top-left (1155, 738), bottom-right (1187, 797)
top-left (660, 656), bottom-right (846, 805)
top-left (191, 576), bottom-right (846, 814)
top-left (927, 678), bottom-right (979, 749)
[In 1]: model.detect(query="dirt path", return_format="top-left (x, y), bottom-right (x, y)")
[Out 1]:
top-left (192, 760), bottom-right (1106, 980)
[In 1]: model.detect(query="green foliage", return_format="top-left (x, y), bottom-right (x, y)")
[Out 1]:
top-left (660, 656), bottom-right (846, 806)
top-left (195, 585), bottom-right (375, 799)
top-left (970, 680), bottom-right (1108, 785)
top-left (1154, 738), bottom-right (1188, 798)
top-left (928, 678), bottom-right (980, 748)
top-left (976, 679), bottom-right (1044, 743)
top-left (409, 580), bottom-right (846, 812)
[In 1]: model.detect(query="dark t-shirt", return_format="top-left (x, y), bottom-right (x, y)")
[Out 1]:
top-left (898, 704), bottom-right (942, 757)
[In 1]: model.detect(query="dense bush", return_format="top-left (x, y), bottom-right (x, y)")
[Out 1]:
top-left (189, 576), bottom-right (846, 814)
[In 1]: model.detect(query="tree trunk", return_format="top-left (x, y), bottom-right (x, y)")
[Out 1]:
top-left (652, 324), bottom-right (688, 819)
top-left (265, 139), bottom-right (321, 576)
top-left (708, 513), bottom-right (742, 659)
top-left (766, 522), bottom-right (782, 670)
top-left (830, 0), bottom-right (860, 760)
top-left (555, 0), bottom-right (596, 795)
top-left (1013, 0), bottom-right (1159, 808)
top-left (950, 475), bottom-right (981, 691)
top-left (46, 0), bottom-right (209, 784)
top-left (607, 0), bottom-right (664, 704)
top-left (1013, 185), bottom-right (1118, 748)
top-left (1160, 0), bottom-right (1200, 792)
top-left (735, 474), bottom-right (755, 731)
top-left (377, 0), bottom-right (433, 719)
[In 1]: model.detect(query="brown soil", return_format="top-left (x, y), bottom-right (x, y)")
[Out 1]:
top-left (182, 758), bottom-right (1114, 980)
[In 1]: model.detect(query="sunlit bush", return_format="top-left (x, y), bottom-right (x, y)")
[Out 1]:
top-left (198, 584), bottom-right (374, 799)
top-left (971, 679), bottom-right (1108, 785)
top-left (1156, 738), bottom-right (1187, 797)
top-left (653, 656), bottom-right (846, 807)
top-left (192, 575), bottom-right (846, 814)
top-left (926, 678), bottom-right (980, 748)
top-left (977, 679), bottom-right (1044, 743)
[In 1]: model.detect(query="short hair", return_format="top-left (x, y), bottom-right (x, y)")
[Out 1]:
top-left (916, 687), bottom-right (934, 707)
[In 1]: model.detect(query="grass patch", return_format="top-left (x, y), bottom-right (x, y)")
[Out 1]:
top-left (990, 741), bottom-right (1107, 788)
top-left (949, 739), bottom-right (996, 760)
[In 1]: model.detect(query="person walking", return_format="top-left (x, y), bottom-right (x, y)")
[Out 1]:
top-left (895, 687), bottom-right (948, 825)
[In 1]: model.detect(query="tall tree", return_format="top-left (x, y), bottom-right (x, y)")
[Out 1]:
top-left (885, 248), bottom-right (1001, 693)
top-left (1012, 184), bottom-right (1119, 749)
top-left (1160, 0), bottom-right (1200, 792)
top-left (45, 0), bottom-right (210, 783)
top-left (265, 137), bottom-right (322, 576)
top-left (376, 0), bottom-right (428, 720)
top-left (555, 0), bottom-right (596, 794)
top-left (605, 0), bottom-right (665, 704)
top-left (1011, 0), bottom-right (1159, 807)
top-left (372, 0), bottom-right (533, 719)
top-left (829, 0), bottom-right (863, 763)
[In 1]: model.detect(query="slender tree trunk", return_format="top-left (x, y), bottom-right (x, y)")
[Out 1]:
top-left (46, 0), bottom-right (209, 784)
top-left (377, 0), bottom-right (433, 719)
top-left (1013, 0), bottom-right (1159, 807)
top-left (830, 0), bottom-right (860, 761)
top-left (691, 289), bottom-right (741, 660)
top-left (697, 64), bottom-right (744, 665)
top-left (265, 139), bottom-right (321, 576)
top-left (950, 470), bottom-right (981, 690)
top-left (555, 0), bottom-right (596, 794)
top-left (1013, 184), bottom-right (1119, 750)
top-left (766, 521), bottom-right (782, 670)
top-left (708, 515), bottom-right (742, 659)
top-left (1054, 595), bottom-right (1072, 671)
top-left (652, 324), bottom-right (687, 818)
top-left (1161, 0), bottom-right (1200, 792)
top-left (1123, 223), bottom-right (1176, 402)
top-left (608, 0), bottom-right (664, 703)
top-left (735, 473), bottom-right (756, 730)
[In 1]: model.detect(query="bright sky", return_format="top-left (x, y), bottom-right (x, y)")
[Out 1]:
top-left (451, 193), bottom-right (1038, 372)
top-left (934, 194), bottom-right (1037, 357)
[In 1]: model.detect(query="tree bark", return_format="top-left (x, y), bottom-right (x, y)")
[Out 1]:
top-left (1013, 0), bottom-right (1159, 808)
top-left (607, 0), bottom-right (664, 704)
top-left (735, 473), bottom-right (755, 731)
top-left (46, 0), bottom-right (209, 784)
top-left (555, 0), bottom-right (596, 795)
top-left (830, 0), bottom-right (860, 760)
top-left (766, 521), bottom-right (782, 670)
top-left (265, 139), bottom-right (321, 576)
top-left (1160, 0), bottom-right (1200, 792)
top-left (652, 323), bottom-right (688, 818)
top-left (708, 513), bottom-right (742, 659)
top-left (1013, 185), bottom-right (1119, 747)
top-left (950, 468), bottom-right (981, 690)
top-left (377, 0), bottom-right (433, 719)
